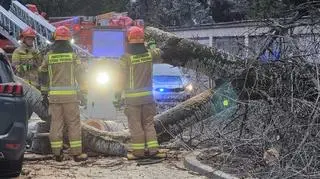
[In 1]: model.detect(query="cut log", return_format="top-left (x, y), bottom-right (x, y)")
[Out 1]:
top-left (81, 121), bottom-right (130, 156)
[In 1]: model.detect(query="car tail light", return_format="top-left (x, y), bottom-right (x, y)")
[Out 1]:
top-left (0, 83), bottom-right (23, 96)
top-left (5, 143), bottom-right (21, 150)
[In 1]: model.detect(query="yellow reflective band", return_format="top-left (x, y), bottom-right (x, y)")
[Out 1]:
top-left (70, 141), bottom-right (82, 144)
top-left (130, 52), bottom-right (152, 65)
top-left (49, 90), bottom-right (77, 95)
top-left (147, 140), bottom-right (158, 144)
top-left (19, 54), bottom-right (34, 59)
top-left (147, 144), bottom-right (159, 148)
top-left (129, 66), bottom-right (133, 88)
top-left (41, 86), bottom-right (49, 91)
top-left (48, 65), bottom-right (53, 87)
top-left (51, 141), bottom-right (63, 148)
top-left (125, 91), bottom-right (152, 98)
top-left (48, 53), bottom-right (73, 64)
top-left (51, 145), bottom-right (62, 149)
top-left (51, 141), bottom-right (63, 145)
top-left (70, 144), bottom-right (82, 148)
top-left (147, 141), bottom-right (159, 148)
top-left (223, 99), bottom-right (229, 106)
top-left (70, 141), bottom-right (82, 148)
top-left (131, 143), bottom-right (145, 150)
top-left (71, 61), bottom-right (74, 86)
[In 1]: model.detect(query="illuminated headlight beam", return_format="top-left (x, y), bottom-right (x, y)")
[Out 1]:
top-left (96, 72), bottom-right (110, 85)
top-left (185, 84), bottom-right (193, 91)
top-left (46, 40), bottom-right (52, 44)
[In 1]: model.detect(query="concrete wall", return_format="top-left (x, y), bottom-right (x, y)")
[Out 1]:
top-left (168, 20), bottom-right (320, 60)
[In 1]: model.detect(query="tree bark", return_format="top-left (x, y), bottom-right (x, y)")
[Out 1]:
top-left (145, 26), bottom-right (247, 80)
top-left (154, 90), bottom-right (214, 142)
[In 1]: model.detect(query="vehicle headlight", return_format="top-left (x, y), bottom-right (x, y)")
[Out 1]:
top-left (96, 72), bottom-right (109, 85)
top-left (185, 84), bottom-right (193, 91)
top-left (46, 40), bottom-right (52, 44)
top-left (70, 38), bottom-right (75, 44)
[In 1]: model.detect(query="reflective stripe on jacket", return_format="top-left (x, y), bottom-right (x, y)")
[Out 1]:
top-left (120, 48), bottom-right (161, 105)
top-left (12, 44), bottom-right (42, 86)
top-left (40, 52), bottom-right (82, 103)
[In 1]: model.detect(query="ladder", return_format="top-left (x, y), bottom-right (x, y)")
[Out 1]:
top-left (9, 0), bottom-right (92, 57)
top-left (0, 5), bottom-right (25, 46)
top-left (0, 5), bottom-right (49, 50)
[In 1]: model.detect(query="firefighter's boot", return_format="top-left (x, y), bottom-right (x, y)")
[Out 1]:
top-left (54, 155), bottom-right (64, 162)
top-left (148, 149), bottom-right (168, 159)
top-left (127, 151), bottom-right (145, 160)
top-left (73, 153), bottom-right (88, 162)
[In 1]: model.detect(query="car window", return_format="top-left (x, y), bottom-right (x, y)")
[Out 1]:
top-left (153, 75), bottom-right (182, 83)
top-left (0, 58), bottom-right (14, 83)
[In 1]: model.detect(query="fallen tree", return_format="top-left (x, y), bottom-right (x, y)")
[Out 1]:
top-left (23, 74), bottom-right (214, 156)
top-left (145, 5), bottom-right (320, 178)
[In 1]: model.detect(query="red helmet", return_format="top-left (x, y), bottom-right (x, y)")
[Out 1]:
top-left (21, 27), bottom-right (36, 39)
top-left (54, 26), bottom-right (72, 41)
top-left (127, 26), bottom-right (144, 44)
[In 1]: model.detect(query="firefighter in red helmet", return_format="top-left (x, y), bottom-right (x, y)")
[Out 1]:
top-left (39, 26), bottom-right (88, 162)
top-left (12, 27), bottom-right (42, 88)
top-left (115, 26), bottom-right (166, 160)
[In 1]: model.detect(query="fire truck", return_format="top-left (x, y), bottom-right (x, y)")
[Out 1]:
top-left (49, 12), bottom-right (133, 54)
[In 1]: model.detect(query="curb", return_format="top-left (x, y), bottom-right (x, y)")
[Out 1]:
top-left (184, 151), bottom-right (239, 179)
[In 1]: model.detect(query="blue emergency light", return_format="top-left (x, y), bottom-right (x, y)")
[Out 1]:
top-left (159, 88), bottom-right (164, 92)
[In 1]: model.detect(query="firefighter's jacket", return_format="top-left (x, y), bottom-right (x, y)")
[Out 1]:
top-left (12, 44), bottom-right (42, 86)
top-left (39, 51), bottom-right (84, 103)
top-left (119, 48), bottom-right (161, 105)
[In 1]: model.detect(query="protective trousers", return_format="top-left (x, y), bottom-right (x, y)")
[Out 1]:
top-left (124, 103), bottom-right (159, 157)
top-left (49, 102), bottom-right (82, 156)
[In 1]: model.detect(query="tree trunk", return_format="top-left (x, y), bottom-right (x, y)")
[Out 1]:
top-left (145, 26), bottom-right (247, 80)
top-left (15, 76), bottom-right (50, 121)
top-left (154, 90), bottom-right (214, 143)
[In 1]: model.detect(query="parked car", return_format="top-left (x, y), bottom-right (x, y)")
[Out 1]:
top-left (0, 49), bottom-right (27, 177)
top-left (153, 63), bottom-right (193, 103)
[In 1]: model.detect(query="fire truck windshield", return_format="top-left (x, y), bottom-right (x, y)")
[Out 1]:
top-left (92, 30), bottom-right (125, 58)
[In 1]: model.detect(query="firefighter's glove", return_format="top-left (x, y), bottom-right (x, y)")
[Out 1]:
top-left (147, 39), bottom-right (156, 49)
top-left (113, 92), bottom-right (122, 109)
top-left (78, 91), bottom-right (87, 107)
top-left (113, 100), bottom-right (122, 110)
top-left (18, 64), bottom-right (32, 72)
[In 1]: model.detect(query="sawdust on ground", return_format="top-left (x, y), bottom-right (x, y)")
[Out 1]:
top-left (18, 153), bottom-right (206, 179)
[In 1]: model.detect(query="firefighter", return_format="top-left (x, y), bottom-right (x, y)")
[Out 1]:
top-left (12, 27), bottom-right (42, 88)
top-left (115, 26), bottom-right (166, 160)
top-left (39, 26), bottom-right (87, 162)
